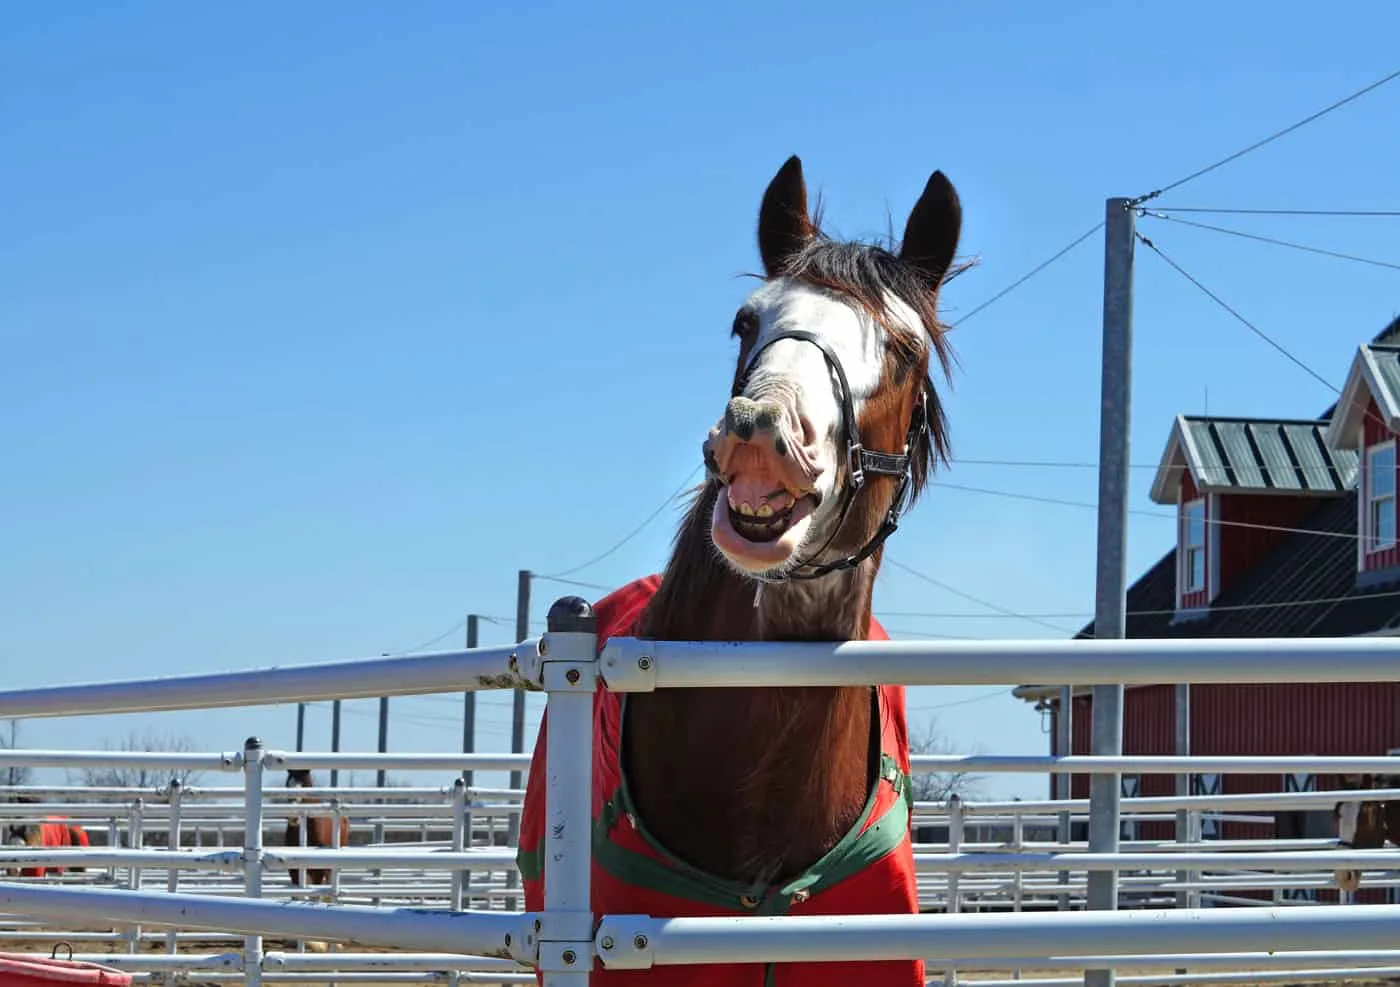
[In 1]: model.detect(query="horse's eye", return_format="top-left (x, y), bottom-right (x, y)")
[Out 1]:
top-left (732, 309), bottom-right (758, 340)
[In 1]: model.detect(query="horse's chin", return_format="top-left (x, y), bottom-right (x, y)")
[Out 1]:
top-left (709, 491), bottom-right (819, 575)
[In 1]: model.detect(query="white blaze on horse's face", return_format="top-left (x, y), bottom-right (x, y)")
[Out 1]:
top-left (705, 280), bottom-right (893, 574)
top-left (1338, 799), bottom-right (1360, 845)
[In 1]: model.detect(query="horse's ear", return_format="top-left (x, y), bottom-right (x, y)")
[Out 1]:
top-left (899, 170), bottom-right (962, 289)
top-left (758, 155), bottom-right (815, 277)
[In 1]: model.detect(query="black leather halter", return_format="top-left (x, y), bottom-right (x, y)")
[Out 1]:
top-left (730, 328), bottom-right (928, 582)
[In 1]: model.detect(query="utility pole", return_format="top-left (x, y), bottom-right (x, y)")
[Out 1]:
top-left (463, 615), bottom-right (479, 788)
top-left (330, 699), bottom-right (342, 788)
top-left (295, 703), bottom-right (306, 753)
top-left (504, 570), bottom-right (531, 909)
top-left (511, 569), bottom-right (531, 790)
top-left (377, 694), bottom-right (390, 789)
top-left (376, 653), bottom-right (391, 789)
top-left (1085, 198), bottom-right (1135, 987)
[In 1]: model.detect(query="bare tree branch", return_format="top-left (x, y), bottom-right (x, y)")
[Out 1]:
top-left (1, 720), bottom-right (33, 788)
top-left (68, 730), bottom-right (205, 790)
top-left (907, 717), bottom-right (982, 802)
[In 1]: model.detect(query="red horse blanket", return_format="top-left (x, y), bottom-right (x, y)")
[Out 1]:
top-left (18, 817), bottom-right (90, 877)
top-left (518, 575), bottom-right (923, 987)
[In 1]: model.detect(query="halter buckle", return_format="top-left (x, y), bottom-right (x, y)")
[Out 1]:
top-left (848, 443), bottom-right (867, 489)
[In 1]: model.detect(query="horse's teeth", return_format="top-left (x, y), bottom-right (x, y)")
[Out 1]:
top-left (757, 503), bottom-right (774, 518)
top-left (739, 502), bottom-right (755, 516)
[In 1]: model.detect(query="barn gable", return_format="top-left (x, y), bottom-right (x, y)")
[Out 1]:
top-left (1324, 343), bottom-right (1400, 582)
top-left (1147, 415), bottom-right (1356, 620)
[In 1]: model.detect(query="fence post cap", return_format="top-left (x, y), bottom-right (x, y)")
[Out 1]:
top-left (547, 596), bottom-right (596, 634)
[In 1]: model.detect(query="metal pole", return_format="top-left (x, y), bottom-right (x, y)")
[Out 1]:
top-left (330, 700), bottom-right (342, 789)
top-left (463, 615), bottom-right (479, 788)
top-left (296, 704), bottom-right (306, 753)
top-left (450, 778), bottom-right (468, 911)
top-left (1086, 197), bottom-right (1135, 987)
top-left (504, 571), bottom-right (531, 910)
top-left (1175, 683), bottom-right (1191, 912)
top-left (511, 571), bottom-right (531, 790)
top-left (242, 736), bottom-right (266, 987)
top-left (1056, 686), bottom-right (1073, 910)
top-left (537, 596), bottom-right (597, 987)
top-left (165, 779), bottom-right (183, 955)
top-left (376, 692), bottom-right (389, 790)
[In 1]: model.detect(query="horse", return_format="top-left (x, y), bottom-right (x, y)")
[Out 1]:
top-left (1333, 772), bottom-right (1400, 893)
top-left (284, 769), bottom-right (350, 890)
top-left (4, 815), bottom-right (90, 878)
top-left (519, 155), bottom-right (963, 987)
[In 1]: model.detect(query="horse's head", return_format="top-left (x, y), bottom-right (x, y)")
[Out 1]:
top-left (1334, 773), bottom-right (1396, 892)
top-left (287, 769), bottom-right (315, 789)
top-left (4, 822), bottom-right (37, 847)
top-left (702, 156), bottom-right (961, 580)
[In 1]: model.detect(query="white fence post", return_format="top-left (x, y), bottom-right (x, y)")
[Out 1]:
top-left (538, 597), bottom-right (597, 987)
top-left (450, 777), bottom-right (468, 911)
top-left (242, 736), bottom-right (266, 987)
top-left (125, 796), bottom-right (144, 953)
top-left (1012, 813), bottom-right (1024, 913)
top-left (165, 778), bottom-right (183, 954)
top-left (947, 794), bottom-right (963, 915)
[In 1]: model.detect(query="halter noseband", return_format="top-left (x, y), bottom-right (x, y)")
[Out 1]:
top-left (732, 328), bottom-right (928, 583)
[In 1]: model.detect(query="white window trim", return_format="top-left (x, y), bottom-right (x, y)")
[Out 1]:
top-left (1179, 496), bottom-right (1207, 600)
top-left (1363, 439), bottom-right (1397, 556)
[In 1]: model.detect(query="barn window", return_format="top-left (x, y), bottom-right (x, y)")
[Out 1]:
top-left (1366, 441), bottom-right (1396, 552)
top-left (1180, 498), bottom-right (1206, 593)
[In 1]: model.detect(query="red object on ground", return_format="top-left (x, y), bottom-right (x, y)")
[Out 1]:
top-left (518, 574), bottom-right (924, 987)
top-left (0, 954), bottom-right (132, 985)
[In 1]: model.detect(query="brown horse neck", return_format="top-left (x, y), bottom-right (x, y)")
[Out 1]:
top-left (623, 485), bottom-right (881, 886)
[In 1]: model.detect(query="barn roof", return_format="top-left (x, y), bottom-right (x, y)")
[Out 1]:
top-left (1013, 491), bottom-right (1400, 701)
top-left (1015, 313), bottom-right (1400, 705)
top-left (1149, 415), bottom-right (1357, 505)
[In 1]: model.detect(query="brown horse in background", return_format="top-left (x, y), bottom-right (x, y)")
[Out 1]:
top-left (4, 816), bottom-right (90, 878)
top-left (1333, 772), bottom-right (1400, 893)
top-left (284, 769), bottom-right (350, 889)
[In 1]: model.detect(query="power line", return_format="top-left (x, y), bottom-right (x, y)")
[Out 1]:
top-left (389, 614), bottom-right (511, 656)
top-left (1136, 232), bottom-right (1339, 394)
top-left (1140, 211), bottom-right (1400, 272)
top-left (1148, 207), bottom-right (1400, 217)
top-left (881, 626), bottom-right (991, 640)
top-left (932, 477), bottom-right (1357, 541)
top-left (949, 455), bottom-right (1351, 474)
top-left (1134, 66), bottom-right (1400, 204)
top-left (885, 557), bottom-right (1075, 636)
top-left (537, 464), bottom-right (703, 579)
top-left (907, 689), bottom-right (1010, 713)
top-left (950, 221), bottom-right (1103, 328)
top-left (535, 573), bottom-right (614, 593)
top-left (880, 581), bottom-right (1400, 623)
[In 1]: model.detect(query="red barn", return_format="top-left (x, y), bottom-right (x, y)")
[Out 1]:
top-left (1016, 316), bottom-right (1400, 904)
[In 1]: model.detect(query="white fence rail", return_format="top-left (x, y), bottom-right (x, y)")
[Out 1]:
top-left (2, 601), bottom-right (1400, 986)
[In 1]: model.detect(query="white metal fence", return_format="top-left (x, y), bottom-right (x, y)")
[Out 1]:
top-left (3, 602), bottom-right (1400, 986)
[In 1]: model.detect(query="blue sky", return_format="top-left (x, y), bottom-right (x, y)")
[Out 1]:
top-left (2, 3), bottom-right (1398, 800)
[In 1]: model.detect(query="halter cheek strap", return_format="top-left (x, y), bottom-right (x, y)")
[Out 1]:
top-left (733, 328), bottom-right (928, 583)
